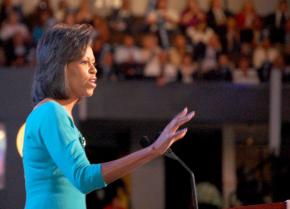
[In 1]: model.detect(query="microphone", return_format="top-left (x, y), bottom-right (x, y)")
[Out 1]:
top-left (140, 135), bottom-right (199, 209)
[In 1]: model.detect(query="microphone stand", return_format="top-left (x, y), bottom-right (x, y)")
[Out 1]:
top-left (141, 136), bottom-right (199, 209)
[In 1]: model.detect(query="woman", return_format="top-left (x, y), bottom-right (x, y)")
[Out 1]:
top-left (23, 24), bottom-right (195, 209)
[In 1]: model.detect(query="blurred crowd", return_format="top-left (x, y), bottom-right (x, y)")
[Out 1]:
top-left (1, 0), bottom-right (290, 85)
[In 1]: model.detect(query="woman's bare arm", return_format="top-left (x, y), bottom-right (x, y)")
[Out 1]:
top-left (101, 108), bottom-right (195, 184)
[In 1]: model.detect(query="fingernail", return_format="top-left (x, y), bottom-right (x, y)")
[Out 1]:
top-left (184, 107), bottom-right (188, 112)
top-left (188, 111), bottom-right (195, 118)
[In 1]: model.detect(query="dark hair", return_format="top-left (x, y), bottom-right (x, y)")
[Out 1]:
top-left (32, 24), bottom-right (94, 104)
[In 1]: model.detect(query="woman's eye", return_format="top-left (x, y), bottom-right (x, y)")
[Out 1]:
top-left (80, 60), bottom-right (88, 64)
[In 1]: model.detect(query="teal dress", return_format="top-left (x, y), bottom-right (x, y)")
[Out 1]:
top-left (23, 101), bottom-right (106, 209)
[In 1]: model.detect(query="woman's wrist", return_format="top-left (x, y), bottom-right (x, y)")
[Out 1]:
top-left (148, 143), bottom-right (162, 158)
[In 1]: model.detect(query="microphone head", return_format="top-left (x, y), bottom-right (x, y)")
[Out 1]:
top-left (140, 136), bottom-right (152, 148)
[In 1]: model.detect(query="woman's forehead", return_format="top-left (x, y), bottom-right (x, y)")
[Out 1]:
top-left (82, 46), bottom-right (95, 60)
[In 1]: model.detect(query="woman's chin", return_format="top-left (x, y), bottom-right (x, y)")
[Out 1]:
top-left (85, 89), bottom-right (95, 97)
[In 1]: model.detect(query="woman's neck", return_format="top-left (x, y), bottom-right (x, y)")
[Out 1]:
top-left (55, 98), bottom-right (79, 119)
top-left (36, 98), bottom-right (78, 120)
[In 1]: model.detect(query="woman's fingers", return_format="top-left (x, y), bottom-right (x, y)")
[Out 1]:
top-left (169, 128), bottom-right (188, 142)
top-left (170, 111), bottom-right (195, 132)
top-left (166, 108), bottom-right (193, 129)
top-left (176, 107), bottom-right (188, 118)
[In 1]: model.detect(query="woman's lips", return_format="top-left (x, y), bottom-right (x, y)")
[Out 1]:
top-left (88, 78), bottom-right (97, 87)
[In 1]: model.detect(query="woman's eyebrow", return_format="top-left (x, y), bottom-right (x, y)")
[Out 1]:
top-left (83, 57), bottom-right (95, 63)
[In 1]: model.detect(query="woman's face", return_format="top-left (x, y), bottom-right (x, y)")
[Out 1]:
top-left (66, 46), bottom-right (97, 99)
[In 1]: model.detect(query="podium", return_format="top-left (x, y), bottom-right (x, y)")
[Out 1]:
top-left (229, 201), bottom-right (289, 209)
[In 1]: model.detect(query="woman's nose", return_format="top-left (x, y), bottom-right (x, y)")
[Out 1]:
top-left (90, 64), bottom-right (97, 74)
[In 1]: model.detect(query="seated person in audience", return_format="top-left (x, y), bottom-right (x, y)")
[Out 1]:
top-left (143, 50), bottom-right (177, 85)
top-left (252, 17), bottom-right (265, 48)
top-left (233, 56), bottom-right (260, 85)
top-left (114, 34), bottom-right (143, 79)
top-left (75, 0), bottom-right (92, 23)
top-left (187, 16), bottom-right (215, 61)
top-left (92, 16), bottom-right (111, 43)
top-left (32, 8), bottom-right (56, 44)
top-left (101, 51), bottom-right (117, 81)
top-left (109, 0), bottom-right (133, 33)
top-left (92, 37), bottom-right (116, 80)
top-left (63, 11), bottom-right (77, 26)
top-left (141, 33), bottom-right (162, 79)
top-left (0, 0), bottom-right (24, 25)
top-left (187, 15), bottom-right (214, 47)
top-left (266, 0), bottom-right (289, 44)
top-left (53, 0), bottom-right (69, 22)
top-left (221, 17), bottom-right (240, 62)
top-left (179, 0), bottom-right (204, 31)
top-left (3, 31), bottom-right (31, 66)
top-left (202, 53), bottom-right (233, 82)
top-left (235, 0), bottom-right (258, 44)
top-left (253, 36), bottom-right (279, 82)
top-left (207, 0), bottom-right (232, 36)
top-left (169, 34), bottom-right (192, 67)
top-left (215, 53), bottom-right (233, 82)
top-left (177, 53), bottom-right (198, 84)
top-left (145, 0), bottom-right (179, 48)
top-left (146, 0), bottom-right (179, 33)
top-left (99, 49), bottom-right (117, 81)
top-left (200, 33), bottom-right (222, 77)
top-left (156, 51), bottom-right (178, 86)
top-left (271, 53), bottom-right (290, 83)
top-left (0, 9), bottom-right (29, 42)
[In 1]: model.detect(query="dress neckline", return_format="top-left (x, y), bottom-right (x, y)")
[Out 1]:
top-left (34, 99), bottom-right (74, 122)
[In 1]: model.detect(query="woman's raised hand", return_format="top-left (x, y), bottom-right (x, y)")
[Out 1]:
top-left (151, 107), bottom-right (195, 156)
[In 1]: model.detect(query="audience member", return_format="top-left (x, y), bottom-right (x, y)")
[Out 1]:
top-left (222, 17), bottom-right (240, 62)
top-left (31, 8), bottom-right (56, 44)
top-left (62, 10), bottom-right (77, 26)
top-left (207, 0), bottom-right (231, 36)
top-left (91, 37), bottom-right (116, 80)
top-left (145, 0), bottom-right (179, 48)
top-left (109, 0), bottom-right (133, 33)
top-left (54, 0), bottom-right (69, 22)
top-left (187, 15), bottom-right (214, 48)
top-left (92, 16), bottom-right (110, 43)
top-left (200, 33), bottom-right (222, 75)
top-left (179, 0), bottom-right (204, 31)
top-left (114, 34), bottom-right (143, 79)
top-left (141, 33), bottom-right (162, 79)
top-left (215, 53), bottom-right (233, 81)
top-left (3, 31), bottom-right (31, 66)
top-left (0, 10), bottom-right (29, 42)
top-left (177, 53), bottom-right (197, 83)
top-left (169, 34), bottom-right (192, 67)
top-left (266, 0), bottom-right (289, 44)
top-left (0, 0), bottom-right (24, 24)
top-left (156, 51), bottom-right (178, 85)
top-left (75, 0), bottom-right (92, 23)
top-left (235, 0), bottom-right (258, 44)
top-left (252, 17), bottom-right (266, 47)
top-left (233, 56), bottom-right (260, 85)
top-left (253, 36), bottom-right (279, 82)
